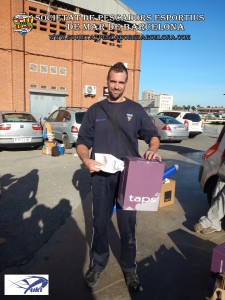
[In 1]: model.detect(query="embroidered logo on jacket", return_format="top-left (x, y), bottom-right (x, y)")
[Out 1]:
top-left (96, 118), bottom-right (106, 122)
top-left (126, 114), bottom-right (133, 122)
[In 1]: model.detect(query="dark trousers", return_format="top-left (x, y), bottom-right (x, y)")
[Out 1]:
top-left (90, 171), bottom-right (137, 273)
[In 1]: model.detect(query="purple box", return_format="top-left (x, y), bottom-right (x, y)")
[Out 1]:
top-left (117, 157), bottom-right (165, 211)
top-left (211, 243), bottom-right (225, 273)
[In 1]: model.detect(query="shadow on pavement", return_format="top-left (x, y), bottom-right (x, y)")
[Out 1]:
top-left (0, 169), bottom-right (95, 299)
top-left (0, 169), bottom-right (71, 270)
top-left (127, 229), bottom-right (215, 300)
top-left (160, 143), bottom-right (203, 155)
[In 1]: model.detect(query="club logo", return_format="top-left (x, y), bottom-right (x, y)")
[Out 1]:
top-left (126, 113), bottom-right (133, 121)
top-left (13, 12), bottom-right (34, 36)
top-left (4, 275), bottom-right (49, 295)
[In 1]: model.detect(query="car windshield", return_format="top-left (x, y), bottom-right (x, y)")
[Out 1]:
top-left (2, 113), bottom-right (36, 122)
top-left (183, 113), bottom-right (201, 122)
top-left (158, 116), bottom-right (183, 125)
top-left (158, 112), bottom-right (180, 118)
top-left (75, 112), bottom-right (86, 124)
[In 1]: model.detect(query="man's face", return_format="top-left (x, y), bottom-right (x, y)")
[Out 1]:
top-left (107, 70), bottom-right (127, 101)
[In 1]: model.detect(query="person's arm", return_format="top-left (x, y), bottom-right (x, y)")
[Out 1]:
top-left (76, 144), bottom-right (103, 173)
top-left (144, 136), bottom-right (161, 161)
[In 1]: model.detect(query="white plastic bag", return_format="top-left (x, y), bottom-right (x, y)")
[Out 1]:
top-left (95, 153), bottom-right (125, 173)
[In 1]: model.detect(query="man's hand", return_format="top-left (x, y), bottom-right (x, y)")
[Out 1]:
top-left (76, 144), bottom-right (103, 173)
top-left (144, 149), bottom-right (162, 161)
top-left (144, 136), bottom-right (161, 161)
top-left (83, 158), bottom-right (103, 173)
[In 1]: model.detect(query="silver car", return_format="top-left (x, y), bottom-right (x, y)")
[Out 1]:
top-left (157, 111), bottom-right (203, 137)
top-left (198, 124), bottom-right (225, 204)
top-left (0, 111), bottom-right (43, 148)
top-left (149, 115), bottom-right (189, 142)
top-left (45, 107), bottom-right (87, 149)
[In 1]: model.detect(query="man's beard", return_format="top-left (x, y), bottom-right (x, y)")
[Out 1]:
top-left (108, 90), bottom-right (123, 101)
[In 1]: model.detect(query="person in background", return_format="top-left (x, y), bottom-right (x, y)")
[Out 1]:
top-left (194, 157), bottom-right (225, 234)
top-left (76, 62), bottom-right (161, 291)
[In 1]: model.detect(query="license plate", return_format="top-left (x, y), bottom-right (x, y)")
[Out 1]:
top-left (175, 127), bottom-right (185, 130)
top-left (14, 138), bottom-right (31, 143)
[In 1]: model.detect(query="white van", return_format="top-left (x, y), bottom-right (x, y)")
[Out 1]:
top-left (157, 111), bottom-right (202, 137)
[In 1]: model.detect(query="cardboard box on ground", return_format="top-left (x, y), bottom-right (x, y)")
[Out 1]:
top-left (159, 179), bottom-right (176, 208)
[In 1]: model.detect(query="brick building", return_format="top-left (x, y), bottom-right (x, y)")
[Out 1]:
top-left (0, 0), bottom-right (141, 120)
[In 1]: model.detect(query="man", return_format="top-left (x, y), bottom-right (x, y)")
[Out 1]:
top-left (76, 62), bottom-right (161, 291)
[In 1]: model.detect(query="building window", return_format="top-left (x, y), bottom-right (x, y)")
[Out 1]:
top-left (40, 65), bottom-right (48, 73)
top-left (40, 85), bottom-right (47, 89)
top-left (59, 67), bottom-right (66, 76)
top-left (60, 86), bottom-right (66, 91)
top-left (30, 84), bottom-right (37, 89)
top-left (40, 21), bottom-right (47, 26)
top-left (29, 6), bottom-right (37, 12)
top-left (29, 63), bottom-right (38, 72)
top-left (50, 66), bottom-right (57, 74)
top-left (51, 86), bottom-right (57, 90)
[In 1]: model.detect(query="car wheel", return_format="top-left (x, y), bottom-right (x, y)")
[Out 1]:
top-left (62, 134), bottom-right (72, 149)
top-left (206, 176), bottom-right (218, 206)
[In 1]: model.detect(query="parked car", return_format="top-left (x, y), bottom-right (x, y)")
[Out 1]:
top-left (198, 124), bottom-right (225, 204)
top-left (44, 107), bottom-right (87, 149)
top-left (149, 115), bottom-right (189, 142)
top-left (0, 111), bottom-right (43, 148)
top-left (157, 111), bottom-right (202, 137)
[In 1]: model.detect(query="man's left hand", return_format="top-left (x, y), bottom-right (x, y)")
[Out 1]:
top-left (144, 149), bottom-right (162, 161)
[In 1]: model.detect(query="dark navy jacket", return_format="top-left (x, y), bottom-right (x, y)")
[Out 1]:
top-left (76, 98), bottom-right (160, 159)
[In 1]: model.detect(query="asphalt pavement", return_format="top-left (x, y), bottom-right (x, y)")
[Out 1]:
top-left (1, 131), bottom-right (225, 300)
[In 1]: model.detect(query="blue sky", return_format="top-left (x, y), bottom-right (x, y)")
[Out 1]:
top-left (121, 0), bottom-right (225, 107)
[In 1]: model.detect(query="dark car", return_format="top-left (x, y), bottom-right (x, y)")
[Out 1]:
top-left (45, 107), bottom-right (87, 149)
top-left (199, 124), bottom-right (225, 204)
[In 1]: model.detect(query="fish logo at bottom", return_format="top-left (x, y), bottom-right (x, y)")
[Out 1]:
top-left (4, 275), bottom-right (49, 295)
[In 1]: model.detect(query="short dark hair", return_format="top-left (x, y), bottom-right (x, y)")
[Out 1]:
top-left (107, 62), bottom-right (128, 81)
